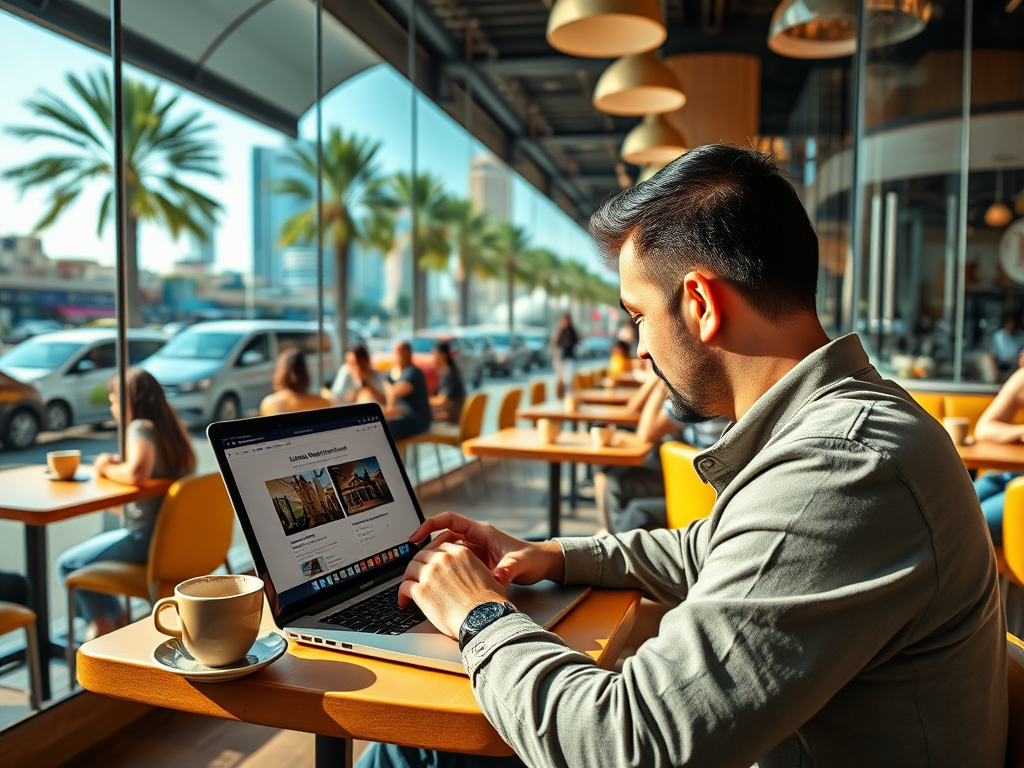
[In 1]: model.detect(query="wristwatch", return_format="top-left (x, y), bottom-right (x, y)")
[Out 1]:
top-left (458, 601), bottom-right (518, 652)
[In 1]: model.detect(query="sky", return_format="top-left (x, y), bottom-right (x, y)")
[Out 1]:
top-left (0, 10), bottom-right (601, 278)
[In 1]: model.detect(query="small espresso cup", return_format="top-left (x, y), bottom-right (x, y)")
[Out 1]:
top-left (537, 418), bottom-right (561, 444)
top-left (590, 424), bottom-right (616, 447)
top-left (46, 450), bottom-right (81, 480)
top-left (943, 416), bottom-right (971, 446)
top-left (153, 574), bottom-right (264, 667)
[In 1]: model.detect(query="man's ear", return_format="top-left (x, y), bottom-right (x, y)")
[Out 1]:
top-left (680, 271), bottom-right (721, 343)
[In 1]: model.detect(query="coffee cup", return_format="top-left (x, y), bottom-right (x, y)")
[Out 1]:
top-left (590, 424), bottom-right (615, 447)
top-left (563, 395), bottom-right (577, 412)
top-left (46, 450), bottom-right (81, 480)
top-left (537, 418), bottom-right (561, 444)
top-left (153, 574), bottom-right (264, 667)
top-left (943, 416), bottom-right (970, 446)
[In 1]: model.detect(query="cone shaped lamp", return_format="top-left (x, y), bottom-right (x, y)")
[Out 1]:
top-left (594, 52), bottom-right (686, 116)
top-left (637, 163), bottom-right (668, 183)
top-left (768, 0), bottom-right (931, 59)
top-left (547, 0), bottom-right (666, 58)
top-left (622, 115), bottom-right (688, 166)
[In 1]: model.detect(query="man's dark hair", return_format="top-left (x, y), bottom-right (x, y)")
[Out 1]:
top-left (590, 144), bottom-right (819, 320)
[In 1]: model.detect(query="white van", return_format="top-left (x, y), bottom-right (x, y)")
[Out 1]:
top-left (140, 320), bottom-right (339, 426)
top-left (0, 328), bottom-right (167, 431)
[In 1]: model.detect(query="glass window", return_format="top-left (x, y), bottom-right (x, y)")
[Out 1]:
top-left (158, 331), bottom-right (243, 360)
top-left (127, 340), bottom-right (164, 365)
top-left (237, 333), bottom-right (270, 366)
top-left (277, 331), bottom-right (318, 355)
top-left (78, 342), bottom-right (115, 371)
top-left (0, 340), bottom-right (81, 370)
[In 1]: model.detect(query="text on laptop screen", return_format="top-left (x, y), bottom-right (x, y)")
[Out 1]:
top-left (221, 414), bottom-right (419, 613)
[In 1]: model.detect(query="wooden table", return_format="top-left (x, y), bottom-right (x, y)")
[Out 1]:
top-left (574, 388), bottom-right (635, 406)
top-left (956, 441), bottom-right (1024, 472)
top-left (463, 428), bottom-right (651, 538)
top-left (78, 588), bottom-right (641, 766)
top-left (516, 403), bottom-right (642, 428)
top-left (0, 464), bottom-right (171, 700)
top-left (601, 373), bottom-right (643, 388)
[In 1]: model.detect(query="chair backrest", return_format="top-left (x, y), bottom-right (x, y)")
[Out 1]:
top-left (1009, 633), bottom-right (1024, 768)
top-left (529, 380), bottom-right (546, 405)
top-left (1005, 478), bottom-right (1024, 587)
top-left (660, 441), bottom-right (718, 530)
top-left (572, 371), bottom-right (586, 392)
top-left (498, 388), bottom-right (523, 431)
top-left (459, 392), bottom-right (488, 441)
top-left (944, 394), bottom-right (996, 437)
top-left (147, 473), bottom-right (237, 601)
top-left (907, 391), bottom-right (944, 422)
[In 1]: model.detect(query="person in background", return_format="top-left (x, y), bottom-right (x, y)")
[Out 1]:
top-left (551, 313), bottom-right (578, 398)
top-left (595, 373), bottom-right (728, 533)
top-left (261, 349), bottom-right (333, 416)
top-left (429, 341), bottom-right (465, 424)
top-left (990, 312), bottom-right (1024, 377)
top-left (384, 340), bottom-right (432, 440)
top-left (607, 339), bottom-right (632, 378)
top-left (0, 571), bottom-right (30, 607)
top-left (331, 344), bottom-right (385, 406)
top-left (972, 347), bottom-right (1024, 545)
top-left (57, 368), bottom-right (195, 640)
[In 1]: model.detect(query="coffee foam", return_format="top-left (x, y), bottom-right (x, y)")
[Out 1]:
top-left (179, 575), bottom-right (259, 599)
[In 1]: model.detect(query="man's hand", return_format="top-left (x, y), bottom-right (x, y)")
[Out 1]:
top-left (398, 542), bottom-right (506, 638)
top-left (406, 511), bottom-right (565, 587)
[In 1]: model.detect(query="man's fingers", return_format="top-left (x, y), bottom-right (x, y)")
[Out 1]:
top-left (419, 529), bottom-right (460, 552)
top-left (397, 578), bottom-right (419, 609)
top-left (408, 511), bottom-right (477, 544)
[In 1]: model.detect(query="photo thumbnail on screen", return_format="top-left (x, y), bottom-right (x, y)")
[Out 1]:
top-left (300, 555), bottom-right (329, 578)
top-left (326, 456), bottom-right (394, 517)
top-left (266, 468), bottom-right (346, 536)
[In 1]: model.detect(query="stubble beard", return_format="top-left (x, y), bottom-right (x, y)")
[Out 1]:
top-left (650, 323), bottom-right (726, 424)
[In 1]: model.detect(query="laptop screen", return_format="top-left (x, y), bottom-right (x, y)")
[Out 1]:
top-left (213, 406), bottom-right (423, 619)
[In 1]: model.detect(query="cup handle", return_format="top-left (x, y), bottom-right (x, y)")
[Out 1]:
top-left (153, 597), bottom-right (182, 639)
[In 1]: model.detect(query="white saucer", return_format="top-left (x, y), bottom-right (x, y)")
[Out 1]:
top-left (151, 631), bottom-right (287, 682)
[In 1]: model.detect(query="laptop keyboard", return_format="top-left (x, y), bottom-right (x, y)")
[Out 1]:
top-left (321, 583), bottom-right (427, 635)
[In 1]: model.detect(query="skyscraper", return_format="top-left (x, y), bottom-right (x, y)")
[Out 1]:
top-left (252, 145), bottom-right (313, 287)
top-left (468, 155), bottom-right (512, 325)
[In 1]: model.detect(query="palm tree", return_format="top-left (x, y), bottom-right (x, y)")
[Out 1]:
top-left (275, 127), bottom-right (392, 351)
top-left (493, 221), bottom-right (534, 332)
top-left (381, 172), bottom-right (453, 329)
top-left (521, 247), bottom-right (564, 327)
top-left (3, 70), bottom-right (222, 327)
top-left (444, 198), bottom-right (501, 327)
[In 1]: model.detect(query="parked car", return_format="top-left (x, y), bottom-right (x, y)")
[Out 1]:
top-left (578, 335), bottom-right (614, 360)
top-left (371, 332), bottom-right (484, 394)
top-left (0, 371), bottom-right (46, 450)
top-left (3, 319), bottom-right (64, 345)
top-left (456, 331), bottom-right (497, 377)
top-left (480, 331), bottom-right (530, 376)
top-left (141, 320), bottom-right (339, 426)
top-left (0, 328), bottom-right (167, 432)
top-left (520, 330), bottom-right (552, 368)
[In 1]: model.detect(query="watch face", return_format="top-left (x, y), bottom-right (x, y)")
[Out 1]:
top-left (467, 601), bottom-right (505, 631)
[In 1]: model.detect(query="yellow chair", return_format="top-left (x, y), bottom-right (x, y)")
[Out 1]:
top-left (65, 473), bottom-right (236, 685)
top-left (403, 393), bottom-right (489, 499)
top-left (1005, 477), bottom-right (1024, 588)
top-left (1009, 633), bottom-right (1024, 768)
top-left (0, 602), bottom-right (42, 710)
top-left (498, 388), bottom-right (523, 430)
top-left (944, 394), bottom-right (996, 437)
top-left (660, 441), bottom-right (718, 529)
top-left (906, 391), bottom-right (944, 423)
top-left (571, 371), bottom-right (586, 392)
top-left (529, 380), bottom-right (546, 406)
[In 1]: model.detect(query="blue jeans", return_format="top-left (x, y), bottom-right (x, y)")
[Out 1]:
top-left (388, 414), bottom-right (429, 441)
top-left (974, 471), bottom-right (1020, 547)
top-left (56, 528), bottom-right (150, 624)
top-left (357, 744), bottom-right (525, 768)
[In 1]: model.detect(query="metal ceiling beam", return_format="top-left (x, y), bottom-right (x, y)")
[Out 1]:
top-left (539, 132), bottom-right (628, 145)
top-left (474, 55), bottom-right (610, 78)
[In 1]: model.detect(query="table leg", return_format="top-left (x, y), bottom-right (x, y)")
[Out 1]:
top-left (24, 525), bottom-right (52, 701)
top-left (315, 734), bottom-right (353, 768)
top-left (548, 461), bottom-right (562, 539)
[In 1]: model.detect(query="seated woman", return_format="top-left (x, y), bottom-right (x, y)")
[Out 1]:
top-left (330, 344), bottom-right (385, 406)
top-left (428, 341), bottom-right (465, 424)
top-left (260, 349), bottom-right (333, 416)
top-left (57, 368), bottom-right (195, 640)
top-left (973, 357), bottom-right (1024, 545)
top-left (607, 339), bottom-right (632, 378)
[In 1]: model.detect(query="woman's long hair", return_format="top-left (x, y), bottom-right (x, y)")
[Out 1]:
top-left (273, 348), bottom-right (311, 393)
top-left (108, 368), bottom-right (195, 475)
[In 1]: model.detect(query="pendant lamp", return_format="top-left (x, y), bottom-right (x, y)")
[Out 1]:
top-left (637, 163), bottom-right (668, 183)
top-left (621, 114), bottom-right (688, 166)
top-left (547, 0), bottom-right (666, 58)
top-left (986, 170), bottom-right (1013, 228)
top-left (767, 0), bottom-right (931, 59)
top-left (593, 52), bottom-right (686, 116)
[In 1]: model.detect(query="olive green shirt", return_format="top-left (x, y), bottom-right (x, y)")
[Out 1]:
top-left (462, 334), bottom-right (1007, 768)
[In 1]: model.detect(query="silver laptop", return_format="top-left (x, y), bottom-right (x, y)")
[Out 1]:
top-left (208, 402), bottom-right (589, 674)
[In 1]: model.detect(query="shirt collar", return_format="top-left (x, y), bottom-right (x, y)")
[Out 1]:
top-left (693, 333), bottom-right (875, 491)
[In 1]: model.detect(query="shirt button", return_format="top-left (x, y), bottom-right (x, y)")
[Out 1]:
top-left (473, 643), bottom-right (485, 655)
top-left (701, 459), bottom-right (716, 470)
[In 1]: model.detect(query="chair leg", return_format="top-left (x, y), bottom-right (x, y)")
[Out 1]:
top-left (460, 451), bottom-right (472, 501)
top-left (25, 623), bottom-right (42, 710)
top-left (66, 586), bottom-right (77, 691)
top-left (434, 443), bottom-right (447, 493)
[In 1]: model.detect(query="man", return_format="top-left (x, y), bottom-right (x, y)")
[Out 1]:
top-left (366, 146), bottom-right (1006, 767)
top-left (383, 340), bottom-right (431, 440)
